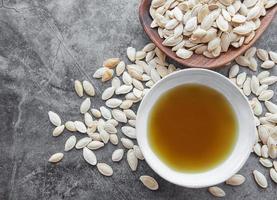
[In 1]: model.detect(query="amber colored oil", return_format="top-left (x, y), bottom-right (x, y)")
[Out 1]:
top-left (148, 84), bottom-right (238, 173)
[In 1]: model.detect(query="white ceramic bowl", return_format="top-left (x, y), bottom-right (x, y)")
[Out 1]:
top-left (136, 68), bottom-right (256, 188)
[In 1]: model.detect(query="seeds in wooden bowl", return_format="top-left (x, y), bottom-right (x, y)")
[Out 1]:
top-left (149, 0), bottom-right (273, 59)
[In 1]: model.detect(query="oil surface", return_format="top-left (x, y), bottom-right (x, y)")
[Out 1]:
top-left (148, 84), bottom-right (237, 172)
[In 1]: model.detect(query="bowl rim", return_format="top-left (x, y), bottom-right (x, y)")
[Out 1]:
top-left (136, 68), bottom-right (256, 188)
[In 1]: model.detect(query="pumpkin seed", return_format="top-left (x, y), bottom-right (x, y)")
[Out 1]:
top-left (150, 68), bottom-right (161, 83)
top-left (270, 168), bottom-right (277, 183)
top-left (246, 5), bottom-right (261, 20)
top-left (116, 61), bottom-right (125, 76)
top-left (208, 37), bottom-right (221, 51)
top-left (185, 17), bottom-right (197, 32)
top-left (233, 24), bottom-right (252, 35)
top-left (89, 131), bottom-right (100, 140)
top-left (228, 65), bottom-right (239, 78)
top-left (257, 49), bottom-right (269, 61)
top-left (265, 0), bottom-right (277, 9)
top-left (74, 80), bottom-right (83, 97)
top-left (87, 141), bottom-right (104, 150)
top-left (253, 170), bottom-right (268, 188)
top-left (84, 113), bottom-right (94, 127)
top-left (127, 47), bottom-right (136, 62)
top-left (133, 145), bottom-right (144, 160)
top-left (64, 136), bottom-right (77, 151)
top-left (201, 10), bottom-right (220, 30)
top-left (261, 60), bottom-right (275, 69)
top-left (258, 90), bottom-right (274, 101)
top-left (261, 145), bottom-right (269, 158)
top-left (232, 14), bottom-right (246, 24)
top-left (257, 71), bottom-right (270, 80)
top-left (80, 98), bottom-right (91, 114)
top-left (103, 58), bottom-right (120, 69)
top-left (91, 108), bottom-right (101, 118)
top-left (52, 125), bottom-right (64, 137)
top-left (216, 15), bottom-right (228, 32)
top-left (65, 121), bottom-right (77, 132)
top-left (121, 126), bottom-right (136, 139)
top-left (105, 98), bottom-right (122, 108)
top-left (236, 72), bottom-right (247, 87)
top-left (128, 119), bottom-right (136, 127)
top-left (133, 88), bottom-right (143, 98)
top-left (265, 101), bottom-right (277, 114)
top-left (116, 84), bottom-right (133, 94)
top-left (226, 174), bottom-right (245, 186)
top-left (140, 175), bottom-right (159, 190)
top-left (127, 149), bottom-right (138, 171)
top-left (110, 134), bottom-right (119, 145)
top-left (74, 121), bottom-right (87, 133)
top-left (48, 111), bottom-right (62, 126)
top-left (48, 153), bottom-right (64, 163)
top-left (146, 51), bottom-right (155, 62)
top-left (125, 92), bottom-right (140, 101)
top-left (122, 71), bottom-right (133, 85)
top-left (97, 163), bottom-right (113, 176)
top-left (269, 145), bottom-right (277, 159)
top-left (221, 8), bottom-right (231, 22)
top-left (112, 149), bottom-right (124, 162)
top-left (107, 119), bottom-right (118, 127)
top-left (259, 158), bottom-right (273, 168)
top-left (260, 76), bottom-right (277, 85)
top-left (253, 143), bottom-right (262, 156)
top-left (132, 79), bottom-right (144, 90)
top-left (142, 43), bottom-right (155, 52)
top-left (248, 57), bottom-right (258, 71)
top-left (99, 129), bottom-right (109, 144)
top-left (102, 87), bottom-right (115, 100)
top-left (274, 161), bottom-right (277, 171)
top-left (112, 109), bottom-right (127, 123)
top-left (252, 98), bottom-right (262, 116)
top-left (244, 0), bottom-right (258, 8)
top-left (93, 68), bottom-right (105, 78)
top-left (136, 51), bottom-right (146, 60)
top-left (123, 109), bottom-right (136, 120)
top-left (165, 18), bottom-right (179, 30)
top-left (235, 56), bottom-right (250, 67)
top-left (208, 186), bottom-right (225, 197)
top-left (104, 122), bottom-right (117, 134)
top-left (120, 100), bottom-right (133, 109)
top-left (251, 75), bottom-right (259, 95)
top-left (146, 80), bottom-right (154, 88)
top-left (176, 48), bottom-right (193, 59)
top-left (76, 137), bottom-right (92, 149)
top-left (121, 138), bottom-right (134, 149)
top-left (101, 68), bottom-right (114, 82)
top-left (258, 125), bottom-right (270, 144)
top-left (82, 80), bottom-right (95, 96)
top-left (269, 51), bottom-right (277, 63)
top-left (100, 106), bottom-right (112, 120)
top-left (83, 147), bottom-right (97, 165)
top-left (243, 77), bottom-right (251, 96)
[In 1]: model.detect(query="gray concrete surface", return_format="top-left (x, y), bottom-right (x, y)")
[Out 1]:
top-left (0, 0), bottom-right (276, 199)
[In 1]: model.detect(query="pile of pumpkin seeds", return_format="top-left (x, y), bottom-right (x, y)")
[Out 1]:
top-left (206, 47), bottom-right (277, 197)
top-left (48, 43), bottom-right (175, 191)
top-left (47, 42), bottom-right (277, 196)
top-left (149, 0), bottom-right (276, 59)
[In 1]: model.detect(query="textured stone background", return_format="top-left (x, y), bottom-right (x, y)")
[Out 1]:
top-left (0, 0), bottom-right (276, 199)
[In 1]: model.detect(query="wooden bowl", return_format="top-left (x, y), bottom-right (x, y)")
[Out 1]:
top-left (139, 0), bottom-right (277, 68)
